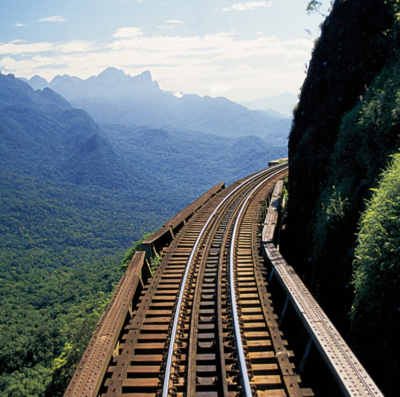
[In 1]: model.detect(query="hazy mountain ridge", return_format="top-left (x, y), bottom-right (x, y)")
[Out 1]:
top-left (0, 71), bottom-right (130, 189)
top-left (22, 69), bottom-right (160, 100)
top-left (100, 123), bottom-right (286, 188)
top-left (240, 92), bottom-right (298, 117)
top-left (3, 70), bottom-right (288, 196)
top-left (1, 72), bottom-right (71, 112)
top-left (23, 68), bottom-right (291, 144)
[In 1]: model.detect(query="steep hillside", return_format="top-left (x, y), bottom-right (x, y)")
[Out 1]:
top-left (0, 72), bottom-right (133, 189)
top-left (100, 124), bottom-right (286, 188)
top-left (285, 0), bottom-right (400, 394)
top-left (0, 171), bottom-right (167, 396)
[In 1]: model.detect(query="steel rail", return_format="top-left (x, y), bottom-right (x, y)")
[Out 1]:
top-left (186, 200), bottom-right (232, 395)
top-left (161, 163), bottom-right (286, 396)
top-left (229, 166), bottom-right (288, 396)
top-left (187, 176), bottom-right (260, 395)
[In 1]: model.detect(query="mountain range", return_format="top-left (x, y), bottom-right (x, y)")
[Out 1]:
top-left (239, 92), bottom-right (298, 118)
top-left (2, 70), bottom-right (288, 201)
top-left (22, 68), bottom-right (291, 145)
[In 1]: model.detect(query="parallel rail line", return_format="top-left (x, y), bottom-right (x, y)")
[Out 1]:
top-left (65, 163), bottom-right (383, 397)
top-left (161, 165), bottom-right (292, 396)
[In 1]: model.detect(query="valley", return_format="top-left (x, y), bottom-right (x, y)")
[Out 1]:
top-left (0, 70), bottom-right (288, 396)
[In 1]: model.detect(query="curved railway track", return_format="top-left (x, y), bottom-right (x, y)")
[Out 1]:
top-left (65, 162), bottom-right (383, 397)
top-left (98, 163), bottom-right (309, 397)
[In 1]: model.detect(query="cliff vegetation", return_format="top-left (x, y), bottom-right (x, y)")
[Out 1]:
top-left (286, 0), bottom-right (400, 394)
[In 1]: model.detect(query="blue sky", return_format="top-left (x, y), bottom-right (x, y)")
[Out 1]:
top-left (0, 0), bottom-right (329, 101)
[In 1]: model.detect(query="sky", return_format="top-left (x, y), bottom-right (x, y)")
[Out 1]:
top-left (0, 0), bottom-right (330, 102)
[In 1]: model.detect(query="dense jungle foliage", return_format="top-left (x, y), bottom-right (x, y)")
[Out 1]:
top-left (0, 172), bottom-right (165, 396)
top-left (285, 0), bottom-right (400, 394)
top-left (351, 152), bottom-right (400, 386)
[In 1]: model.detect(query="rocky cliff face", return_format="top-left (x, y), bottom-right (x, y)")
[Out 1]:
top-left (285, 1), bottom-right (400, 394)
top-left (288, 0), bottom-right (392, 264)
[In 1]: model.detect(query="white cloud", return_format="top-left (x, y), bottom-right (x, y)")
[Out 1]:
top-left (165, 20), bottom-right (183, 24)
top-left (0, 40), bottom-right (54, 55)
top-left (0, 39), bottom-right (99, 56)
top-left (222, 2), bottom-right (273, 11)
top-left (39, 16), bottom-right (66, 22)
top-left (14, 23), bottom-right (27, 27)
top-left (0, 27), bottom-right (312, 100)
top-left (9, 39), bottom-right (26, 44)
top-left (112, 27), bottom-right (144, 38)
top-left (56, 40), bottom-right (101, 54)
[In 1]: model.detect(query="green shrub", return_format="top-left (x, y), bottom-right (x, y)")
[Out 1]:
top-left (120, 233), bottom-right (154, 271)
top-left (350, 152), bottom-right (400, 392)
top-left (352, 152), bottom-right (400, 326)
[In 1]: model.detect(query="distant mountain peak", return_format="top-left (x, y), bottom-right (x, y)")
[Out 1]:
top-left (40, 87), bottom-right (71, 109)
top-left (98, 67), bottom-right (127, 80)
top-left (28, 75), bottom-right (49, 89)
top-left (2, 72), bottom-right (15, 79)
top-left (139, 70), bottom-right (152, 82)
top-left (0, 71), bottom-right (71, 111)
top-left (50, 74), bottom-right (83, 85)
top-left (23, 68), bottom-right (161, 100)
top-left (51, 74), bottom-right (71, 84)
top-left (239, 92), bottom-right (297, 117)
top-left (96, 68), bottom-right (153, 84)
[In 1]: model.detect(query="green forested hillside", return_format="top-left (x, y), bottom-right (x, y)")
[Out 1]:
top-left (286, 1), bottom-right (400, 394)
top-left (0, 172), bottom-right (167, 396)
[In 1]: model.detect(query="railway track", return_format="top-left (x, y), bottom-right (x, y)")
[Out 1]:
top-left (77, 163), bottom-right (302, 397)
top-left (65, 162), bottom-right (382, 397)
top-left (100, 163), bottom-right (305, 397)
